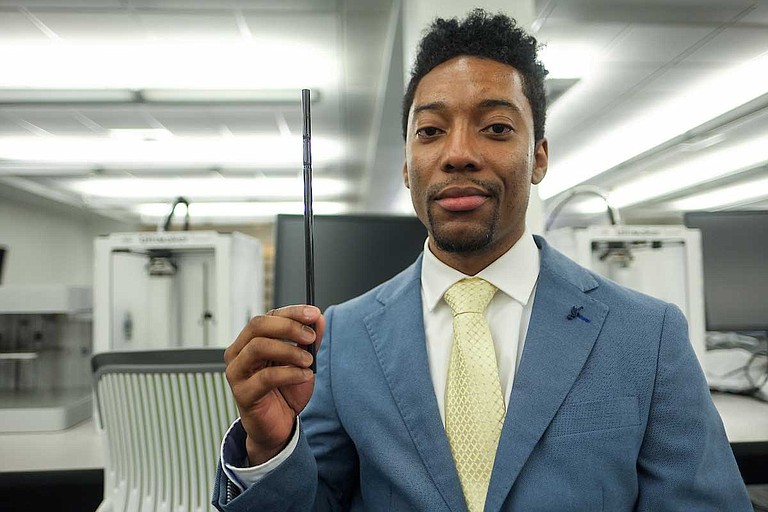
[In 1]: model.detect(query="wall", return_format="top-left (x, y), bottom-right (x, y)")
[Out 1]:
top-left (0, 185), bottom-right (138, 286)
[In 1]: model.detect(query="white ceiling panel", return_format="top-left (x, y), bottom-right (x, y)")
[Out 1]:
top-left (242, 12), bottom-right (338, 47)
top-left (546, 63), bottom-right (663, 138)
top-left (124, 0), bottom-right (337, 11)
top-left (278, 110), bottom-right (302, 136)
top-left (603, 24), bottom-right (716, 63)
top-left (536, 21), bottom-right (628, 51)
top-left (0, 1), bottom-right (122, 7)
top-left (138, 12), bottom-right (243, 41)
top-left (8, 111), bottom-right (96, 135)
top-left (148, 110), bottom-right (216, 136)
top-left (0, 10), bottom-right (49, 40)
top-left (210, 111), bottom-right (278, 135)
top-left (633, 63), bottom-right (722, 93)
top-left (0, 116), bottom-right (29, 135)
top-left (28, 12), bottom-right (148, 40)
top-left (544, 0), bottom-right (755, 24)
top-left (343, 11), bottom-right (390, 89)
top-left (80, 109), bottom-right (156, 130)
top-left (684, 26), bottom-right (768, 64)
top-left (748, 1), bottom-right (768, 23)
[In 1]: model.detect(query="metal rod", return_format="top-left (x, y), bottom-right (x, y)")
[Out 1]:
top-left (301, 88), bottom-right (317, 373)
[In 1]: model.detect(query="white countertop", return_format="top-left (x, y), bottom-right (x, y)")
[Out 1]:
top-left (711, 392), bottom-right (768, 444)
top-left (0, 417), bottom-right (104, 473)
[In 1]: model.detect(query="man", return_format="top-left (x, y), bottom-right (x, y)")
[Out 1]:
top-left (213, 10), bottom-right (751, 512)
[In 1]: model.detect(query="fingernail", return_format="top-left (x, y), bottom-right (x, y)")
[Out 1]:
top-left (303, 306), bottom-right (318, 319)
top-left (303, 369), bottom-right (314, 379)
top-left (301, 325), bottom-right (315, 341)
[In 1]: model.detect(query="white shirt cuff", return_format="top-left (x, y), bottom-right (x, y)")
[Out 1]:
top-left (219, 417), bottom-right (301, 491)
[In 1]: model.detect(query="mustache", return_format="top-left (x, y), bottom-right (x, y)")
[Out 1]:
top-left (426, 177), bottom-right (501, 201)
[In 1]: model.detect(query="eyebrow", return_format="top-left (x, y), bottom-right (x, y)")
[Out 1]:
top-left (412, 98), bottom-right (523, 116)
top-left (477, 98), bottom-right (523, 115)
top-left (412, 101), bottom-right (446, 116)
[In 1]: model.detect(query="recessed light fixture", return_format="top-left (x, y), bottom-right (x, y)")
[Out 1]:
top-left (135, 201), bottom-right (349, 221)
top-left (0, 42), bottom-right (338, 90)
top-left (63, 176), bottom-right (352, 201)
top-left (541, 50), bottom-right (768, 200)
top-left (608, 135), bottom-right (768, 208)
top-left (670, 175), bottom-right (768, 211)
top-left (0, 136), bottom-right (344, 168)
top-left (108, 129), bottom-right (173, 141)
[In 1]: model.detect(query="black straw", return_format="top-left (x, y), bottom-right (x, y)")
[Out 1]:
top-left (301, 89), bottom-right (317, 373)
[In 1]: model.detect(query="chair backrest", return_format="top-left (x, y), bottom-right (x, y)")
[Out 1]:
top-left (92, 349), bottom-right (237, 512)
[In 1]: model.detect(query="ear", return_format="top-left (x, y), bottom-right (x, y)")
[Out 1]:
top-left (531, 138), bottom-right (548, 185)
top-left (402, 161), bottom-right (410, 188)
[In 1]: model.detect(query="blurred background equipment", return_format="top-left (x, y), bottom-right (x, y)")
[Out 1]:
top-left (274, 214), bottom-right (427, 312)
top-left (0, 285), bottom-right (92, 432)
top-left (547, 225), bottom-right (707, 367)
top-left (93, 231), bottom-right (264, 354)
top-left (91, 349), bottom-right (237, 512)
top-left (685, 211), bottom-right (768, 399)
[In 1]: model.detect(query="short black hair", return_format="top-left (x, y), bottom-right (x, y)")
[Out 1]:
top-left (402, 9), bottom-right (548, 142)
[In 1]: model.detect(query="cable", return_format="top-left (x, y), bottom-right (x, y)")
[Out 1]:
top-left (161, 196), bottom-right (190, 232)
top-left (545, 185), bottom-right (622, 232)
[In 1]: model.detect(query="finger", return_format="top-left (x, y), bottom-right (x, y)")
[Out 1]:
top-left (228, 337), bottom-right (314, 383)
top-left (225, 305), bottom-right (321, 363)
top-left (304, 313), bottom-right (326, 360)
top-left (234, 366), bottom-right (314, 405)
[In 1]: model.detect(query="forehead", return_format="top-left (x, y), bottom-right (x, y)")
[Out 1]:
top-left (412, 55), bottom-right (529, 114)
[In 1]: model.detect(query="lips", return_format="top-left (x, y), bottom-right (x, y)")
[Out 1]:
top-left (434, 186), bottom-right (490, 212)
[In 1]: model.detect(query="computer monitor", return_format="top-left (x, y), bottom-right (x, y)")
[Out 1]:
top-left (684, 211), bottom-right (768, 333)
top-left (274, 214), bottom-right (427, 312)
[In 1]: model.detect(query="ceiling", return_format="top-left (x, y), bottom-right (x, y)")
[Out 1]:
top-left (0, 0), bottom-right (766, 227)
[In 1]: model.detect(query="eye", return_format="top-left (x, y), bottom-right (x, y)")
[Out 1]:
top-left (415, 126), bottom-right (443, 138)
top-left (483, 123), bottom-right (513, 136)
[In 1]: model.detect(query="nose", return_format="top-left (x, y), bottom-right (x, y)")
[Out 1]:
top-left (441, 126), bottom-right (481, 172)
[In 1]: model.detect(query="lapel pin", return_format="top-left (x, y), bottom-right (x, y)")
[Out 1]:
top-left (567, 306), bottom-right (591, 323)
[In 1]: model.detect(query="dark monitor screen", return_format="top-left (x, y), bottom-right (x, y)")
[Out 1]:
top-left (684, 211), bottom-right (768, 332)
top-left (274, 214), bottom-right (428, 312)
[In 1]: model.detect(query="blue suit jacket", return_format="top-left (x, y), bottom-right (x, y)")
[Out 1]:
top-left (213, 236), bottom-right (751, 511)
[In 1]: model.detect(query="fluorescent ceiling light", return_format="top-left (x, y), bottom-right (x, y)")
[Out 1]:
top-left (0, 89), bottom-right (135, 103)
top-left (557, 196), bottom-right (609, 215)
top-left (0, 42), bottom-right (338, 89)
top-left (541, 50), bottom-right (768, 200)
top-left (0, 136), bottom-right (343, 167)
top-left (608, 135), bottom-right (768, 208)
top-left (136, 201), bottom-right (349, 220)
top-left (140, 89), bottom-right (314, 104)
top-left (0, 88), bottom-right (314, 105)
top-left (669, 175), bottom-right (768, 211)
top-left (539, 43), bottom-right (599, 79)
top-left (63, 176), bottom-right (351, 201)
top-left (109, 129), bottom-right (173, 141)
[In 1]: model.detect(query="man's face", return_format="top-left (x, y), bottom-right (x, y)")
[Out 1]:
top-left (403, 56), bottom-right (548, 270)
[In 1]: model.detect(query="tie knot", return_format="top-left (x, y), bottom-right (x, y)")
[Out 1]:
top-left (444, 277), bottom-right (497, 315)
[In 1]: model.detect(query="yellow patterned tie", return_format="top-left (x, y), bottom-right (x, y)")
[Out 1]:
top-left (444, 277), bottom-right (505, 512)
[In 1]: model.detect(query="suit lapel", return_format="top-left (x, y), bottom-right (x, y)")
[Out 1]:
top-left (364, 257), bottom-right (468, 512)
top-left (485, 239), bottom-right (609, 512)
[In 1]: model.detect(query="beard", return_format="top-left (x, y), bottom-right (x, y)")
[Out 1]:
top-left (424, 177), bottom-right (502, 254)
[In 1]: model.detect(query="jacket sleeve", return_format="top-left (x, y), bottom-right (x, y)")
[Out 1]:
top-left (635, 304), bottom-right (752, 511)
top-left (212, 305), bottom-right (359, 511)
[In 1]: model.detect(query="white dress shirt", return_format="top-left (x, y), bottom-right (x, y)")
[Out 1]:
top-left (421, 228), bottom-right (540, 423)
top-left (222, 229), bottom-right (541, 489)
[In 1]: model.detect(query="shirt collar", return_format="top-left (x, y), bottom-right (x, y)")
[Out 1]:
top-left (421, 228), bottom-right (540, 312)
